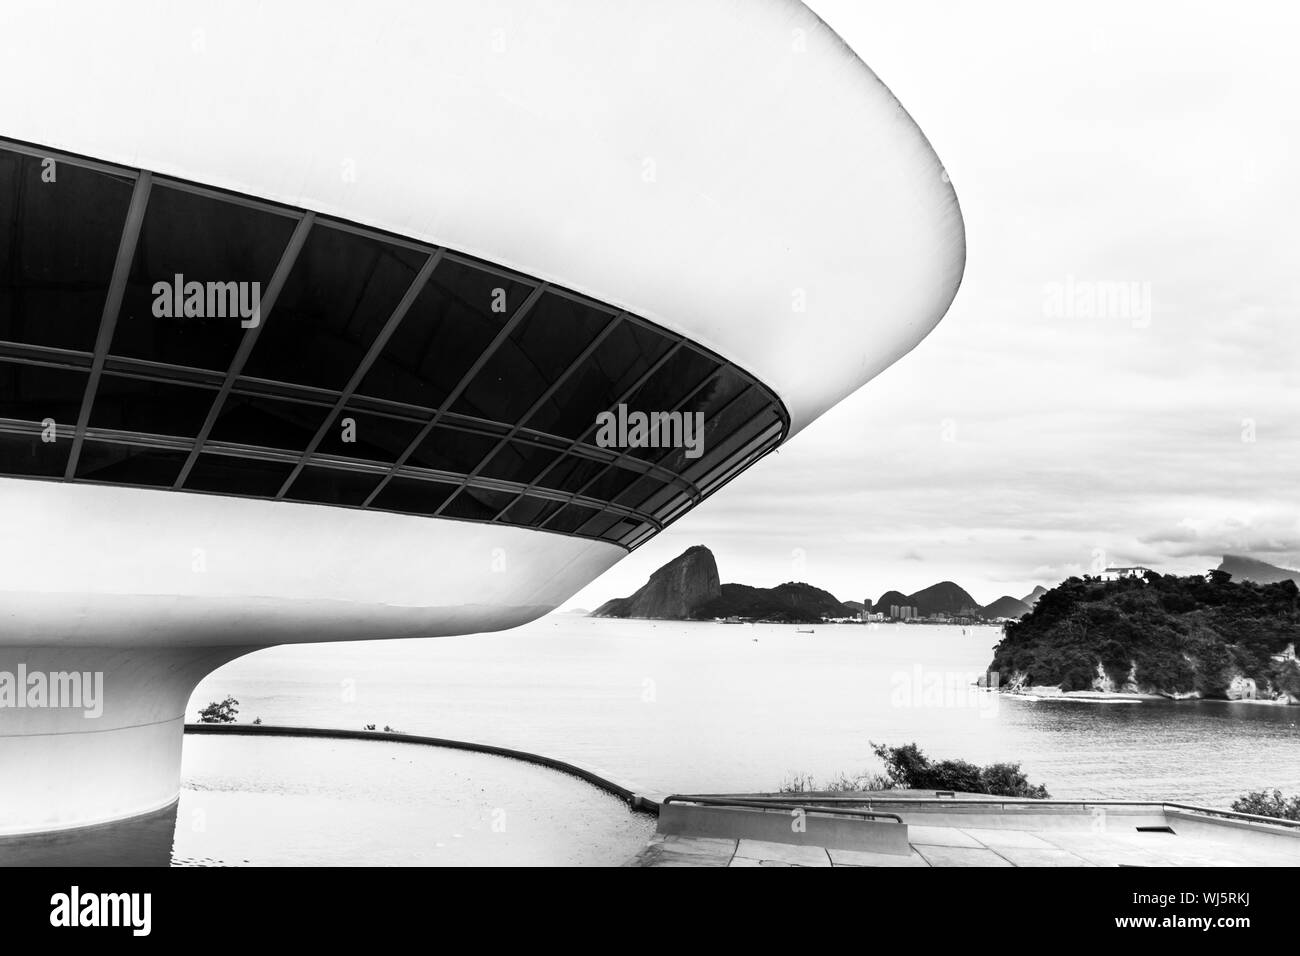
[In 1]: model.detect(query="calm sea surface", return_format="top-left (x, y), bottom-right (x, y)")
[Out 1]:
top-left (192, 617), bottom-right (1300, 807)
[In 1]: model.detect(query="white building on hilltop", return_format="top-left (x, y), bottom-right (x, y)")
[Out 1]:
top-left (1099, 566), bottom-right (1152, 582)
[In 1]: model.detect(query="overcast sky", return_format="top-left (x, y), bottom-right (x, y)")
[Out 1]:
top-left (568, 0), bottom-right (1300, 610)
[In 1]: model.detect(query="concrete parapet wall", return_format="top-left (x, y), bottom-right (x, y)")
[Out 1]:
top-left (1165, 809), bottom-right (1300, 856)
top-left (657, 803), bottom-right (911, 855)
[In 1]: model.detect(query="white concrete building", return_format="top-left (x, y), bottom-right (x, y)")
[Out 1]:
top-left (0, 0), bottom-right (964, 834)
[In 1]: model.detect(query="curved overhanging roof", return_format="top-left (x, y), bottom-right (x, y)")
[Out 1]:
top-left (0, 0), bottom-right (964, 437)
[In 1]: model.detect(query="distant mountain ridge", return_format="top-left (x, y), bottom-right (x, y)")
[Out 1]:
top-left (983, 595), bottom-right (1033, 619)
top-left (695, 582), bottom-right (857, 623)
top-left (585, 552), bottom-right (1300, 628)
top-left (874, 589), bottom-right (911, 613)
top-left (1218, 555), bottom-right (1300, 586)
top-left (591, 546), bottom-right (855, 623)
top-left (873, 580), bottom-right (1035, 620)
top-left (591, 545), bottom-right (720, 619)
top-left (908, 581), bottom-right (981, 616)
top-left (1021, 585), bottom-right (1048, 606)
top-left (594, 546), bottom-right (1047, 623)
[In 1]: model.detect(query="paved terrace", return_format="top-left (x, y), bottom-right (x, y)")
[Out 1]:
top-left (627, 793), bottom-right (1300, 867)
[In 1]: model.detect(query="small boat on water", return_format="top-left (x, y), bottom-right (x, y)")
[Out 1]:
top-left (795, 628), bottom-right (815, 634)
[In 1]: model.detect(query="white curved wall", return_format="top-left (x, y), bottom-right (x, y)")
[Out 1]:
top-left (0, 0), bottom-right (965, 435)
top-left (0, 479), bottom-right (623, 833)
top-left (0, 479), bottom-right (624, 647)
top-left (0, 0), bottom-right (966, 835)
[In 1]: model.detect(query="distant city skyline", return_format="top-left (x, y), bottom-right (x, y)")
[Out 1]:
top-left (567, 0), bottom-right (1300, 611)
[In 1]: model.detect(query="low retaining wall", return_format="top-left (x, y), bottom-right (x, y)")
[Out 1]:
top-left (1165, 808), bottom-right (1300, 853)
top-left (184, 723), bottom-right (658, 813)
top-left (657, 802), bottom-right (911, 855)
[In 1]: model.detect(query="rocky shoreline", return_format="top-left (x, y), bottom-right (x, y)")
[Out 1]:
top-left (1003, 687), bottom-right (1296, 705)
top-left (998, 672), bottom-right (1298, 705)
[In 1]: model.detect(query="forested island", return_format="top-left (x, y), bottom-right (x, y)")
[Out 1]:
top-left (987, 570), bottom-right (1300, 703)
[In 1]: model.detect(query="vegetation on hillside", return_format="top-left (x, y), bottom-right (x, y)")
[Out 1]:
top-left (988, 571), bottom-right (1300, 697)
top-left (692, 581), bottom-right (857, 623)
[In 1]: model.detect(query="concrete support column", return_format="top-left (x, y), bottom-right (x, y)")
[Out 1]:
top-left (0, 645), bottom-right (258, 836)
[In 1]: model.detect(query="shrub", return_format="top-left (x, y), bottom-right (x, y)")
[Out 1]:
top-left (1231, 790), bottom-right (1300, 821)
top-left (779, 744), bottom-right (1051, 798)
top-left (197, 696), bottom-right (239, 723)
top-left (779, 771), bottom-right (819, 794)
top-left (979, 761), bottom-right (1051, 799)
top-left (778, 770), bottom-right (890, 794)
top-left (870, 742), bottom-right (1050, 798)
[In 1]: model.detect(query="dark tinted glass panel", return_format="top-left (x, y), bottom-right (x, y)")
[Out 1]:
top-left (629, 369), bottom-right (750, 465)
top-left (406, 425), bottom-right (499, 474)
top-left (450, 293), bottom-right (610, 424)
top-left (243, 226), bottom-right (426, 390)
top-left (111, 185), bottom-right (295, 370)
top-left (533, 453), bottom-right (606, 494)
top-left (184, 453), bottom-right (295, 497)
top-left (208, 393), bottom-right (329, 451)
top-left (700, 425), bottom-right (782, 492)
top-left (284, 465), bottom-right (382, 506)
top-left (476, 439), bottom-right (557, 485)
top-left (637, 484), bottom-right (692, 519)
top-left (679, 367), bottom-right (750, 420)
top-left (315, 408), bottom-right (423, 463)
top-left (525, 320), bottom-right (674, 439)
top-left (75, 441), bottom-right (186, 486)
top-left (358, 260), bottom-right (530, 408)
top-left (440, 486), bottom-right (517, 521)
top-left (0, 151), bottom-right (134, 352)
top-left (580, 462), bottom-right (646, 502)
top-left (0, 362), bottom-right (87, 424)
top-left (0, 430), bottom-right (71, 475)
top-left (679, 409), bottom-right (778, 484)
top-left (545, 504), bottom-right (598, 534)
top-left (602, 518), bottom-right (640, 542)
top-left (88, 374), bottom-right (215, 437)
top-left (369, 476), bottom-right (458, 516)
top-left (609, 347), bottom-right (717, 442)
top-left (614, 473), bottom-right (665, 511)
top-left (499, 494), bottom-right (564, 526)
top-left (651, 383), bottom-right (765, 472)
top-left (0, 149), bottom-right (787, 549)
top-left (577, 509), bottom-right (624, 538)
top-left (624, 522), bottom-right (657, 547)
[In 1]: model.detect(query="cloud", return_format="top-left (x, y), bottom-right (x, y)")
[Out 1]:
top-left (1139, 515), bottom-right (1300, 564)
top-left (570, 1), bottom-right (1300, 612)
